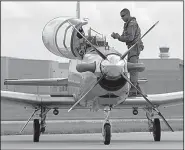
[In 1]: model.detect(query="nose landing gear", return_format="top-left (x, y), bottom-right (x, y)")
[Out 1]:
top-left (102, 106), bottom-right (112, 145)
top-left (103, 123), bottom-right (111, 145)
top-left (145, 108), bottom-right (161, 141)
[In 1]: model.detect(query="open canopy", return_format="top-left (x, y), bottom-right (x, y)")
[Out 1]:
top-left (42, 17), bottom-right (88, 60)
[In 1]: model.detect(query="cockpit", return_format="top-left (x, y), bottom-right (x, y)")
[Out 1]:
top-left (42, 17), bottom-right (109, 60)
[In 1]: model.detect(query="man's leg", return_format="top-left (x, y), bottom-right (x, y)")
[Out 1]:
top-left (128, 54), bottom-right (139, 97)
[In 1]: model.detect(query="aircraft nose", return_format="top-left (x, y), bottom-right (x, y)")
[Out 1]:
top-left (102, 65), bottom-right (122, 77)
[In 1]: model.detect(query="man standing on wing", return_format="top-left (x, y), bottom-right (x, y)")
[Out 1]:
top-left (111, 8), bottom-right (144, 97)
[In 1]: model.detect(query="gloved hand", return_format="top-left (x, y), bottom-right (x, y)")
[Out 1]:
top-left (111, 32), bottom-right (116, 39)
top-left (111, 32), bottom-right (120, 39)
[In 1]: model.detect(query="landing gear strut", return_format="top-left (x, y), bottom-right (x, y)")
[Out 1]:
top-left (102, 106), bottom-right (111, 145)
top-left (40, 107), bottom-right (48, 133)
top-left (19, 106), bottom-right (50, 142)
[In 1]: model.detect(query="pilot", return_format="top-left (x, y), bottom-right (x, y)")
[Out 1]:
top-left (111, 8), bottom-right (144, 97)
top-left (77, 27), bottom-right (85, 39)
top-left (76, 27), bottom-right (87, 57)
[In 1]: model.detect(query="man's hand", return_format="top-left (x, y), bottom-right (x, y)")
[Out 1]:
top-left (111, 32), bottom-right (120, 39)
top-left (111, 32), bottom-right (116, 39)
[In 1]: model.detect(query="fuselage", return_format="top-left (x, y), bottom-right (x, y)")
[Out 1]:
top-left (67, 49), bottom-right (130, 109)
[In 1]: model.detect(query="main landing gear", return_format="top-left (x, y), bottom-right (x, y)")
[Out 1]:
top-left (33, 119), bottom-right (40, 142)
top-left (102, 106), bottom-right (112, 145)
top-left (20, 106), bottom-right (51, 142)
top-left (33, 107), bottom-right (49, 142)
top-left (153, 118), bottom-right (161, 141)
top-left (145, 108), bottom-right (161, 141)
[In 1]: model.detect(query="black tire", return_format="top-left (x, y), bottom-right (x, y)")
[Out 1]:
top-left (153, 118), bottom-right (161, 141)
top-left (33, 119), bottom-right (40, 142)
top-left (103, 123), bottom-right (111, 145)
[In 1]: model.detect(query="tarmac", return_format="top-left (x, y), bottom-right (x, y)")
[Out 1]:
top-left (1, 131), bottom-right (183, 149)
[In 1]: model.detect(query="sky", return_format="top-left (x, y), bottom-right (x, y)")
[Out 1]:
top-left (1, 1), bottom-right (183, 62)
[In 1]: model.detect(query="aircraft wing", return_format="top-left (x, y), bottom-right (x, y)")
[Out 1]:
top-left (4, 78), bottom-right (68, 86)
top-left (115, 91), bottom-right (183, 109)
top-left (1, 91), bottom-right (77, 109)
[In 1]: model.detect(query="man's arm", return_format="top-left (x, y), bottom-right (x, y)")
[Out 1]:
top-left (118, 21), bottom-right (137, 42)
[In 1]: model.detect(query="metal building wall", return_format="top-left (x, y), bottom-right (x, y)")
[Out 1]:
top-left (139, 59), bottom-right (183, 94)
top-left (1, 56), bottom-right (183, 95)
top-left (1, 57), bottom-right (51, 94)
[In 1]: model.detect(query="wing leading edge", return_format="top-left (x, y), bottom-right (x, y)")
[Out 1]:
top-left (116, 91), bottom-right (183, 108)
top-left (1, 90), bottom-right (183, 109)
top-left (1, 91), bottom-right (77, 109)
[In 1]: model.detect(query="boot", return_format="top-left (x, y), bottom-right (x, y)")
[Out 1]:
top-left (128, 86), bottom-right (137, 97)
top-left (128, 92), bottom-right (137, 97)
top-left (128, 84), bottom-right (147, 97)
top-left (136, 83), bottom-right (147, 97)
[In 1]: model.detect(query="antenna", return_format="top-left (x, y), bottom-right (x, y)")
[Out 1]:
top-left (76, 1), bottom-right (80, 19)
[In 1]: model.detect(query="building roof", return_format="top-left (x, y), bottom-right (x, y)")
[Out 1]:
top-left (139, 58), bottom-right (183, 71)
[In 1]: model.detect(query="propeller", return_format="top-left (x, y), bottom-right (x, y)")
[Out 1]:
top-left (121, 72), bottom-right (174, 132)
top-left (68, 73), bottom-right (106, 112)
top-left (68, 20), bottom-right (160, 113)
top-left (67, 20), bottom-right (107, 60)
top-left (120, 21), bottom-right (159, 60)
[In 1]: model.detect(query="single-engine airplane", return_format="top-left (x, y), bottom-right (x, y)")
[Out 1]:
top-left (1, 17), bottom-right (183, 145)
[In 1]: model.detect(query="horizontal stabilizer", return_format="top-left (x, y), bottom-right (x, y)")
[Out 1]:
top-left (4, 78), bottom-right (68, 86)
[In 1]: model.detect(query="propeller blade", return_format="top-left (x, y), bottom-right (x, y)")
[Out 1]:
top-left (67, 20), bottom-right (107, 60)
top-left (120, 21), bottom-right (159, 60)
top-left (68, 73), bottom-right (106, 112)
top-left (121, 73), bottom-right (174, 132)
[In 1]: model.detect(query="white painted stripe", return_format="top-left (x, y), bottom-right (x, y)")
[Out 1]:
top-left (1, 118), bottom-right (182, 124)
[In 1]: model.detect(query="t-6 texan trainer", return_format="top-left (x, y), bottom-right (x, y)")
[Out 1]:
top-left (1, 17), bottom-right (183, 145)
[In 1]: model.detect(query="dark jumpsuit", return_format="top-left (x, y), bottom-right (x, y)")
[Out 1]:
top-left (118, 17), bottom-right (144, 94)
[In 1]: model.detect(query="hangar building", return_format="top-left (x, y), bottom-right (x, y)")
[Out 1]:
top-left (1, 47), bottom-right (183, 95)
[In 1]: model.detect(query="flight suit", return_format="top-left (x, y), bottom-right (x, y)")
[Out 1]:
top-left (118, 17), bottom-right (144, 95)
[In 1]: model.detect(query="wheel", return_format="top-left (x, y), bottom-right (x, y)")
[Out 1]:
top-left (33, 119), bottom-right (40, 142)
top-left (103, 123), bottom-right (111, 145)
top-left (153, 118), bottom-right (161, 141)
